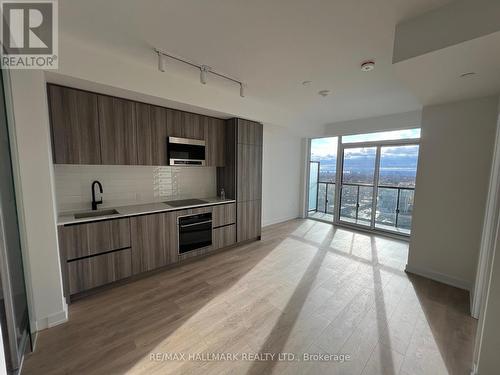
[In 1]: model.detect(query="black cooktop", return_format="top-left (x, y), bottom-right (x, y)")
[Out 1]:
top-left (163, 199), bottom-right (208, 207)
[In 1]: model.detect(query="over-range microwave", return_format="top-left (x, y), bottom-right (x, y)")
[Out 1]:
top-left (167, 137), bottom-right (206, 166)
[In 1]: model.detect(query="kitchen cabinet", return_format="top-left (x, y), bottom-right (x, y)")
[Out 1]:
top-left (205, 117), bottom-right (226, 167)
top-left (58, 218), bottom-right (131, 261)
top-left (98, 95), bottom-right (138, 165)
top-left (47, 84), bottom-right (232, 167)
top-left (166, 109), bottom-right (205, 140)
top-left (216, 119), bottom-right (237, 199)
top-left (237, 200), bottom-right (262, 242)
top-left (67, 248), bottom-right (132, 295)
top-left (48, 85), bottom-right (101, 164)
top-left (130, 212), bottom-right (177, 274)
top-left (136, 103), bottom-right (168, 165)
top-left (212, 203), bottom-right (236, 227)
top-left (237, 144), bottom-right (263, 202)
top-left (213, 224), bottom-right (236, 250)
top-left (237, 118), bottom-right (263, 146)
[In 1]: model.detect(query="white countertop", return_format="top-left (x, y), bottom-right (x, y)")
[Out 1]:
top-left (57, 197), bottom-right (236, 226)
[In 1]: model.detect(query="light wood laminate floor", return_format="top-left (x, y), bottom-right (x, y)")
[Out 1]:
top-left (22, 219), bottom-right (476, 375)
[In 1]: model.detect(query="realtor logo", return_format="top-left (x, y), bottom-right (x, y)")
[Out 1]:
top-left (1, 0), bottom-right (58, 69)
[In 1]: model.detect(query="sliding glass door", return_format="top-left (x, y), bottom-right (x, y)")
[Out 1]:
top-left (339, 146), bottom-right (376, 227)
top-left (307, 130), bottom-right (420, 236)
top-left (375, 145), bottom-right (418, 234)
top-left (337, 142), bottom-right (419, 236)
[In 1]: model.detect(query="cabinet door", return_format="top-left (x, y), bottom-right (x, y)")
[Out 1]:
top-left (131, 213), bottom-right (177, 274)
top-left (59, 218), bottom-right (130, 261)
top-left (237, 119), bottom-right (263, 145)
top-left (166, 109), bottom-right (204, 140)
top-left (213, 224), bottom-right (236, 250)
top-left (98, 95), bottom-right (138, 165)
top-left (48, 85), bottom-right (101, 164)
top-left (212, 203), bottom-right (236, 227)
top-left (182, 112), bottom-right (204, 140)
top-left (67, 248), bottom-right (132, 295)
top-left (237, 200), bottom-right (262, 242)
top-left (237, 144), bottom-right (263, 201)
top-left (205, 117), bottom-right (225, 167)
top-left (136, 103), bottom-right (168, 165)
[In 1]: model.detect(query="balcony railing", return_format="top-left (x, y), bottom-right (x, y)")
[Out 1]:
top-left (316, 182), bottom-right (335, 214)
top-left (309, 180), bottom-right (415, 233)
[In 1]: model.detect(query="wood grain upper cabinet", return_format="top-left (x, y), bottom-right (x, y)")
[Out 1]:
top-left (237, 119), bottom-right (263, 145)
top-left (130, 212), bottom-right (177, 274)
top-left (98, 95), bottom-right (138, 165)
top-left (205, 117), bottom-right (225, 167)
top-left (48, 85), bottom-right (101, 164)
top-left (166, 109), bottom-right (205, 140)
top-left (135, 103), bottom-right (168, 165)
top-left (237, 144), bottom-right (263, 201)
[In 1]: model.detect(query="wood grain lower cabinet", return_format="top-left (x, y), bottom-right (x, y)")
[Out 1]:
top-left (237, 200), bottom-right (262, 242)
top-left (67, 248), bottom-right (132, 295)
top-left (212, 203), bottom-right (236, 227)
top-left (58, 218), bottom-right (130, 261)
top-left (130, 213), bottom-right (177, 274)
top-left (213, 224), bottom-right (236, 250)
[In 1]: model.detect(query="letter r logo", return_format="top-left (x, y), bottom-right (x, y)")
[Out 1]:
top-left (1, 1), bottom-right (54, 54)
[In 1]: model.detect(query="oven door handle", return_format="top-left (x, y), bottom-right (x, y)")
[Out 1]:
top-left (179, 220), bottom-right (212, 228)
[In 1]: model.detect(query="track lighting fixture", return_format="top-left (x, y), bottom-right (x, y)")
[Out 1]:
top-left (154, 48), bottom-right (246, 98)
top-left (157, 52), bottom-right (166, 72)
top-left (200, 65), bottom-right (210, 85)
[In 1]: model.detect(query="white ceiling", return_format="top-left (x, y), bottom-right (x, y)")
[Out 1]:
top-left (59, 0), bottom-right (460, 128)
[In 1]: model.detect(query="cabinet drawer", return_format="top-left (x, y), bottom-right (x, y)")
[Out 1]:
top-left (67, 248), bottom-right (132, 295)
top-left (213, 224), bottom-right (236, 250)
top-left (212, 203), bottom-right (236, 227)
top-left (59, 218), bottom-right (130, 261)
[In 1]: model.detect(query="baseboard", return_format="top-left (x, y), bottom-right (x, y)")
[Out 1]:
top-left (405, 264), bottom-right (471, 291)
top-left (262, 215), bottom-right (299, 228)
top-left (34, 307), bottom-right (68, 331)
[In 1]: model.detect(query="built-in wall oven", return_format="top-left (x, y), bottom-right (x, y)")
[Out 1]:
top-left (178, 212), bottom-right (212, 254)
top-left (167, 137), bottom-right (206, 166)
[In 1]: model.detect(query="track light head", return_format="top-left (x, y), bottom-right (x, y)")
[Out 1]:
top-left (240, 83), bottom-right (246, 98)
top-left (158, 53), bottom-right (166, 72)
top-left (200, 65), bottom-right (210, 85)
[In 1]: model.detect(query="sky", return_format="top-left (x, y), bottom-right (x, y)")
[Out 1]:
top-left (311, 129), bottom-right (421, 159)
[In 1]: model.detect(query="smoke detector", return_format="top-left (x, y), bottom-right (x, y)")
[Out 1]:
top-left (361, 61), bottom-right (375, 72)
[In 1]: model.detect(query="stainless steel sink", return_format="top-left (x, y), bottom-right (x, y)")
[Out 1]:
top-left (74, 209), bottom-right (119, 219)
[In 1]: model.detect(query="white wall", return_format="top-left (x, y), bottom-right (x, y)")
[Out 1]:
top-left (8, 70), bottom-right (67, 331)
top-left (323, 110), bottom-right (422, 137)
top-left (262, 124), bottom-right (302, 226)
top-left (475, 213), bottom-right (500, 374)
top-left (407, 95), bottom-right (499, 291)
top-left (54, 165), bottom-right (216, 213)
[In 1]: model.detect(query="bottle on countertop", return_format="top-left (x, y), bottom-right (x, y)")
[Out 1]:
top-left (220, 188), bottom-right (225, 200)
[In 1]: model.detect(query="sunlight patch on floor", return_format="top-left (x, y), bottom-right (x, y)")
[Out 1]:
top-left (127, 237), bottom-right (324, 374)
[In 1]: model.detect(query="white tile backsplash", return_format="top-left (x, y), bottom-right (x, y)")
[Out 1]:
top-left (54, 164), bottom-right (216, 213)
